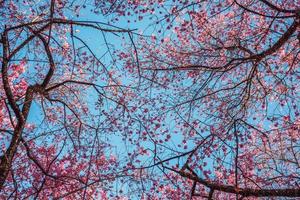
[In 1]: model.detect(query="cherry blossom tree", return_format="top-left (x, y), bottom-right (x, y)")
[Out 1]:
top-left (1, 0), bottom-right (300, 199)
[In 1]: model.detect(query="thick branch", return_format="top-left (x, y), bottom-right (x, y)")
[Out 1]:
top-left (250, 19), bottom-right (300, 60)
top-left (170, 167), bottom-right (300, 197)
top-left (259, 0), bottom-right (299, 13)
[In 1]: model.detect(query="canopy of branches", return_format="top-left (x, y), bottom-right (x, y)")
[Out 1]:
top-left (0, 0), bottom-right (299, 199)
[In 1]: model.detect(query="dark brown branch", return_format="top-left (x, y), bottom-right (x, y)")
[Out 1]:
top-left (0, 86), bottom-right (34, 190)
top-left (0, 30), bottom-right (27, 190)
top-left (259, 0), bottom-right (299, 13)
top-left (168, 166), bottom-right (300, 198)
top-left (47, 0), bottom-right (55, 45)
top-left (1, 31), bottom-right (23, 120)
top-left (249, 19), bottom-right (299, 60)
top-left (234, 0), bottom-right (296, 18)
